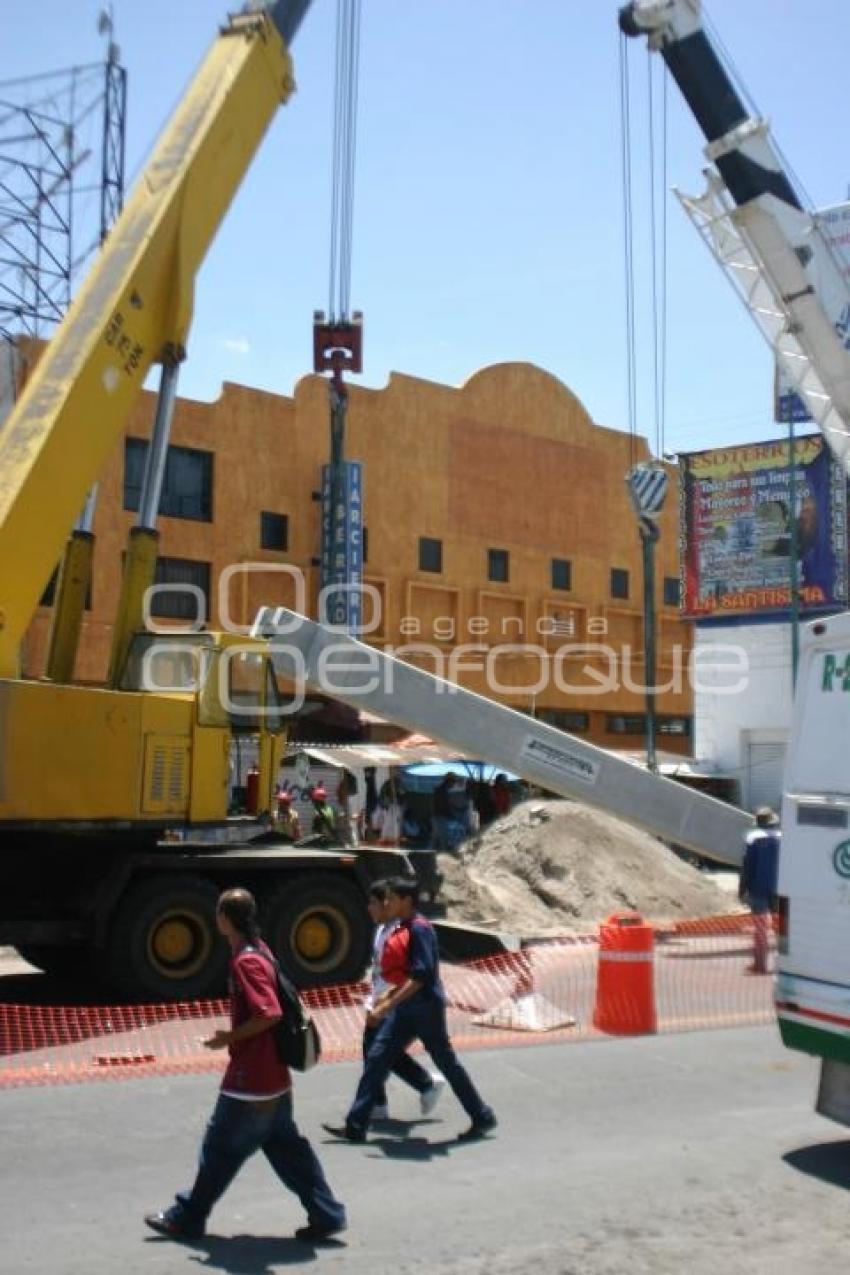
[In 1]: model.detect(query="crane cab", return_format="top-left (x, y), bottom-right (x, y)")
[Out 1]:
top-left (0, 631), bottom-right (286, 830)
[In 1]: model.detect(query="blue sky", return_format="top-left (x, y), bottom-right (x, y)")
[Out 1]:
top-left (3, 0), bottom-right (848, 458)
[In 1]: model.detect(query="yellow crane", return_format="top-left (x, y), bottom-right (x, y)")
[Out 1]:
top-left (0, 0), bottom-right (408, 1000)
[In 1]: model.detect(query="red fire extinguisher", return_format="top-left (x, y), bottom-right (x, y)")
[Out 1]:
top-left (246, 765), bottom-right (260, 815)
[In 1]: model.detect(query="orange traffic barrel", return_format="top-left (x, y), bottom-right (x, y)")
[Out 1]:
top-left (593, 911), bottom-right (656, 1035)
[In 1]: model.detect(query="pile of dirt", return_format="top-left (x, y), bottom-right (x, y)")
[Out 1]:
top-left (437, 799), bottom-right (740, 938)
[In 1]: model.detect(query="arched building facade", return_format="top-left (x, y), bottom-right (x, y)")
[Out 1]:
top-left (21, 359), bottom-right (693, 752)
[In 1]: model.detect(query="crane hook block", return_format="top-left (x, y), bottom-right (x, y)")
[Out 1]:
top-left (312, 311), bottom-right (363, 378)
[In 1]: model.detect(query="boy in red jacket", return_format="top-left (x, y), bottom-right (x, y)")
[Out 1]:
top-left (145, 888), bottom-right (345, 1244)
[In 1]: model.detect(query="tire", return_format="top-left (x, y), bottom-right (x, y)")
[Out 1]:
top-left (15, 944), bottom-right (93, 980)
top-left (106, 873), bottom-right (228, 1000)
top-left (264, 877), bottom-right (370, 988)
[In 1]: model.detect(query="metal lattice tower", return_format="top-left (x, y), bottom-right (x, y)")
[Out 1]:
top-left (0, 16), bottom-right (126, 341)
top-left (100, 45), bottom-right (126, 247)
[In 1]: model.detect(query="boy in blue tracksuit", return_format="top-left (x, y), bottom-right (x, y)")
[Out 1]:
top-left (362, 880), bottom-right (444, 1119)
top-left (324, 876), bottom-right (496, 1143)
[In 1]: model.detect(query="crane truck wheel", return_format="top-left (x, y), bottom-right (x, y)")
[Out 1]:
top-left (264, 878), bottom-right (370, 988)
top-left (106, 874), bottom-right (228, 1000)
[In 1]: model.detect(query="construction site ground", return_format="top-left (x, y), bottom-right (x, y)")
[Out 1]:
top-left (0, 1023), bottom-right (846, 1275)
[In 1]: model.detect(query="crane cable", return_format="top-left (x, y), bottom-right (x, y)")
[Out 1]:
top-left (618, 32), bottom-right (669, 465)
top-left (328, 0), bottom-right (361, 324)
top-left (618, 30), bottom-right (638, 469)
top-left (646, 46), bottom-right (668, 461)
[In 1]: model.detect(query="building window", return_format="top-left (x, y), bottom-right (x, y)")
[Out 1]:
top-left (663, 576), bottom-right (681, 607)
top-left (610, 567), bottom-right (629, 600)
top-left (419, 537), bottom-right (442, 573)
top-left (658, 716), bottom-right (692, 737)
top-left (149, 557), bottom-right (211, 621)
top-left (551, 558), bottom-right (572, 591)
top-left (123, 438), bottom-right (213, 522)
top-left (39, 566), bottom-right (92, 610)
top-left (605, 714), bottom-right (646, 735)
top-left (488, 548), bottom-right (509, 583)
top-left (537, 708), bottom-right (589, 732)
top-left (605, 714), bottom-right (691, 738)
top-left (260, 511), bottom-right (288, 551)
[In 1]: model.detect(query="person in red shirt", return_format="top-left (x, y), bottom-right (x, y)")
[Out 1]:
top-left (491, 774), bottom-right (512, 819)
top-left (145, 888), bottom-right (346, 1244)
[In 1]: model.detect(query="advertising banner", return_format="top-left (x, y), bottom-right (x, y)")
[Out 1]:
top-left (776, 200), bottom-right (850, 422)
top-left (321, 460), bottom-right (363, 631)
top-left (680, 435), bottom-right (848, 619)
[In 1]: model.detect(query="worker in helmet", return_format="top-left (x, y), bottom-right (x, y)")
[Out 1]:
top-left (275, 789), bottom-right (301, 842)
top-left (310, 785), bottom-right (338, 842)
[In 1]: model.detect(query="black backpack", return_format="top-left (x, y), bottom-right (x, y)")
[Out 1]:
top-left (244, 946), bottom-right (321, 1072)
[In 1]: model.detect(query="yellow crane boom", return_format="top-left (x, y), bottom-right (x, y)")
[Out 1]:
top-left (0, 1), bottom-right (309, 678)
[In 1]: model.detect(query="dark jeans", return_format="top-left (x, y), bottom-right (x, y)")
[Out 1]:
top-left (362, 1021), bottom-right (433, 1107)
top-left (175, 1091), bottom-right (345, 1233)
top-left (347, 997), bottom-right (493, 1132)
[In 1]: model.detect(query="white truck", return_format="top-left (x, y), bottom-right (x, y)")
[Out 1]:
top-left (776, 613), bottom-right (850, 1123)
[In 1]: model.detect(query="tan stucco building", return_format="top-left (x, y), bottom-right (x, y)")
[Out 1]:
top-left (21, 358), bottom-right (693, 752)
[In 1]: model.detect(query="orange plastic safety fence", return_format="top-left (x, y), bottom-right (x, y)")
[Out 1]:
top-left (0, 914), bottom-right (776, 1089)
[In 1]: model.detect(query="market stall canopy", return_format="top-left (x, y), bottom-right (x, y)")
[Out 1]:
top-left (283, 734), bottom-right (460, 773)
top-left (402, 761), bottom-right (520, 793)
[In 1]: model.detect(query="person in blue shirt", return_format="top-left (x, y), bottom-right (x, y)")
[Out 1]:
top-left (323, 876), bottom-right (496, 1143)
top-left (739, 807), bottom-right (781, 974)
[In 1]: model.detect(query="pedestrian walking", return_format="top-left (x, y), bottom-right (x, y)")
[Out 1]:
top-left (323, 876), bottom-right (497, 1143)
top-left (362, 879), bottom-right (445, 1120)
top-left (372, 773), bottom-right (405, 846)
top-left (336, 769), bottom-right (360, 847)
top-left (440, 774), bottom-right (473, 850)
top-left (363, 767), bottom-right (379, 841)
top-left (145, 887), bottom-right (346, 1244)
top-left (473, 777), bottom-right (496, 828)
top-left (431, 772), bottom-right (456, 851)
top-left (739, 806), bottom-right (781, 974)
top-left (491, 773), bottom-right (512, 819)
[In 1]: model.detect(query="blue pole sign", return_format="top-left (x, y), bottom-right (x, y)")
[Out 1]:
top-left (321, 460), bottom-right (363, 632)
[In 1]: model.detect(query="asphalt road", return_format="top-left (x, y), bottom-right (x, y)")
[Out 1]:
top-left (1, 1024), bottom-right (848, 1275)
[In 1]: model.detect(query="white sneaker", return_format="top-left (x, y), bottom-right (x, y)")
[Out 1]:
top-left (372, 1103), bottom-right (389, 1120)
top-left (420, 1076), bottom-right (446, 1116)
